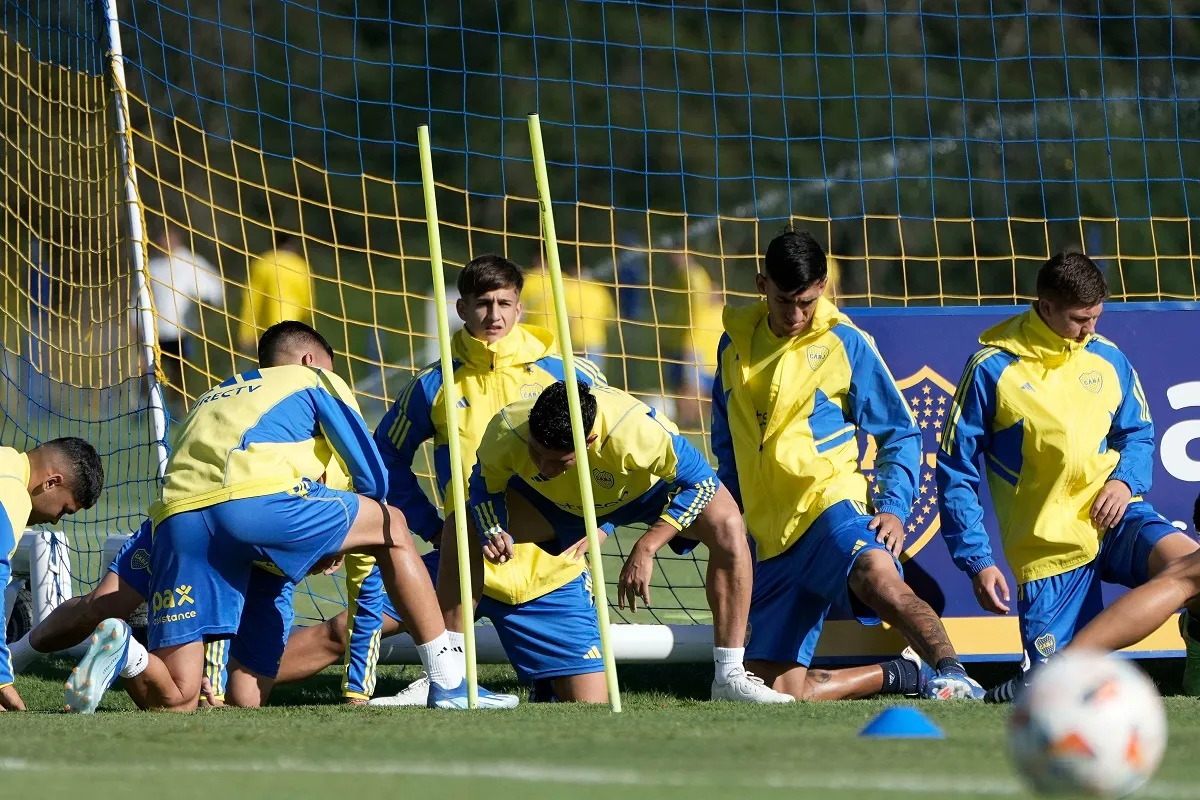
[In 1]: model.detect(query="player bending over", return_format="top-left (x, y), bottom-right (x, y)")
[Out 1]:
top-left (1063, 494), bottom-right (1200, 678)
top-left (937, 250), bottom-right (1200, 702)
top-left (11, 325), bottom-right (323, 687)
top-left (65, 321), bottom-right (509, 712)
top-left (712, 229), bottom-right (980, 702)
top-left (276, 254), bottom-right (604, 704)
top-left (450, 378), bottom-right (792, 703)
top-left (0, 437), bottom-right (103, 710)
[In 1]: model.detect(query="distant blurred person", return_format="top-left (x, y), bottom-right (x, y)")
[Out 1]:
top-left (521, 253), bottom-right (615, 376)
top-left (677, 254), bottom-right (724, 430)
top-left (237, 230), bottom-right (314, 352)
top-left (140, 224), bottom-right (225, 417)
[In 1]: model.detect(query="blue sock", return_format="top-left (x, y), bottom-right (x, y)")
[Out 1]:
top-left (935, 657), bottom-right (967, 676)
top-left (879, 658), bottom-right (919, 695)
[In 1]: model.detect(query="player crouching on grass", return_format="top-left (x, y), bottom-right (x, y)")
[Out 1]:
top-left (10, 324), bottom-right (333, 701)
top-left (64, 321), bottom-right (513, 712)
top-left (454, 379), bottom-right (793, 704)
top-left (0, 437), bottom-right (104, 711)
top-left (712, 229), bottom-right (982, 702)
top-left (937, 250), bottom-right (1200, 702)
top-left (274, 254), bottom-right (607, 705)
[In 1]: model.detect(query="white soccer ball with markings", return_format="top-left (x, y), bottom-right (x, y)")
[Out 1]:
top-left (1008, 650), bottom-right (1166, 798)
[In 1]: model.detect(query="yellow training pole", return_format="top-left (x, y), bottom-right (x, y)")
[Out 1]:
top-left (417, 125), bottom-right (478, 709)
top-left (527, 113), bottom-right (622, 712)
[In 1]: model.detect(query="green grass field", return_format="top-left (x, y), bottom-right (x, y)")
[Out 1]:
top-left (3, 659), bottom-right (1198, 799)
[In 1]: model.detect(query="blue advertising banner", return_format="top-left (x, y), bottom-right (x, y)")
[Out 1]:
top-left (813, 303), bottom-right (1200, 663)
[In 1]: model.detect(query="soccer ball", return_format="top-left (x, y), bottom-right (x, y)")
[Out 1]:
top-left (1008, 650), bottom-right (1166, 798)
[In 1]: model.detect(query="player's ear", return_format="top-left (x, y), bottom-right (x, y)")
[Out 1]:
top-left (301, 352), bottom-right (316, 367)
top-left (38, 473), bottom-right (64, 494)
top-left (585, 433), bottom-right (599, 446)
top-left (755, 273), bottom-right (767, 296)
top-left (456, 297), bottom-right (467, 322)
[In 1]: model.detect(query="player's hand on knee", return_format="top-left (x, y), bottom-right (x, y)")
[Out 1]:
top-left (0, 684), bottom-right (25, 711)
top-left (564, 528), bottom-right (609, 561)
top-left (618, 542), bottom-right (655, 612)
top-left (482, 531), bottom-right (515, 564)
top-left (972, 566), bottom-right (1011, 615)
top-left (309, 554), bottom-right (344, 575)
top-left (868, 512), bottom-right (906, 557)
top-left (1091, 480), bottom-right (1132, 530)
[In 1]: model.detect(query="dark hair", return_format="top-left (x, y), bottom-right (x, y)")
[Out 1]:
top-left (457, 254), bottom-right (524, 298)
top-left (273, 228), bottom-right (298, 249)
top-left (1037, 251), bottom-right (1108, 308)
top-left (41, 437), bottom-right (104, 509)
top-left (529, 380), bottom-right (597, 451)
top-left (1193, 492), bottom-right (1200, 533)
top-left (763, 229), bottom-right (828, 293)
top-left (258, 321), bottom-right (334, 367)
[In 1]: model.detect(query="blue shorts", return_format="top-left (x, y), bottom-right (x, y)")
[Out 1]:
top-left (109, 519), bottom-right (154, 599)
top-left (1018, 501), bottom-right (1178, 666)
top-left (201, 571), bottom-right (294, 684)
top-left (508, 478), bottom-right (700, 556)
top-left (0, 507), bottom-right (17, 686)
top-left (370, 552), bottom-right (602, 684)
top-left (148, 483), bottom-right (359, 651)
top-left (745, 500), bottom-right (900, 667)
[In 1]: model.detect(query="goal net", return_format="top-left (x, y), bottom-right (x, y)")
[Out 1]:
top-left (3, 1), bottom-right (1197, 657)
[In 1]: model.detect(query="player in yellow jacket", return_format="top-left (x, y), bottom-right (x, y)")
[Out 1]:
top-left (712, 230), bottom-right (980, 702)
top-left (272, 255), bottom-right (605, 704)
top-left (463, 380), bottom-right (794, 703)
top-left (938, 251), bottom-right (1200, 701)
top-left (237, 231), bottom-right (314, 350)
top-left (65, 322), bottom-right (508, 712)
top-left (0, 437), bottom-right (103, 710)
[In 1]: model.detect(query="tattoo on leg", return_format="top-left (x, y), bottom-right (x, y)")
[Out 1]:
top-left (803, 669), bottom-right (832, 701)
top-left (892, 593), bottom-right (955, 664)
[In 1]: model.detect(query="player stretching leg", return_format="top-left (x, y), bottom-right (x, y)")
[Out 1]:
top-left (937, 251), bottom-right (1200, 702)
top-left (0, 438), bottom-right (104, 710)
top-left (446, 379), bottom-right (793, 703)
top-left (11, 337), bottom-right (323, 680)
top-left (275, 255), bottom-right (605, 705)
top-left (66, 321), bottom-right (509, 712)
top-left (711, 230), bottom-right (978, 702)
top-left (1066, 494), bottom-right (1200, 682)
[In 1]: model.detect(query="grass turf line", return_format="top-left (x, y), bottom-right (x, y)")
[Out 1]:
top-left (1, 659), bottom-right (1198, 799)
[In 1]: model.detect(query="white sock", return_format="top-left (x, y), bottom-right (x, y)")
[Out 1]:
top-left (8, 633), bottom-right (38, 674)
top-left (714, 646), bottom-right (745, 685)
top-left (119, 636), bottom-right (149, 679)
top-left (417, 632), bottom-right (465, 690)
top-left (447, 630), bottom-right (466, 670)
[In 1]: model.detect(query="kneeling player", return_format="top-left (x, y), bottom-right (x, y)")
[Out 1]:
top-left (711, 230), bottom-right (980, 702)
top-left (277, 254), bottom-right (609, 703)
top-left (65, 321), bottom-right (512, 712)
top-left (937, 251), bottom-right (1200, 701)
top-left (449, 379), bottom-right (793, 703)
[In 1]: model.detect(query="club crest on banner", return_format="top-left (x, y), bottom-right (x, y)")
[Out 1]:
top-left (858, 366), bottom-right (957, 561)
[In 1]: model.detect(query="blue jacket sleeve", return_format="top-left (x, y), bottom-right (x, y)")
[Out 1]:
top-left (1106, 356), bottom-right (1155, 496)
top-left (841, 330), bottom-right (920, 520)
top-left (311, 379), bottom-right (388, 502)
top-left (467, 460), bottom-right (508, 544)
top-left (709, 337), bottom-right (743, 511)
top-left (372, 369), bottom-right (444, 542)
top-left (936, 355), bottom-right (998, 576)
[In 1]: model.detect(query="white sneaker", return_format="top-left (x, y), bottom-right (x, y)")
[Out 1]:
top-left (711, 667), bottom-right (795, 703)
top-left (368, 674), bottom-right (430, 707)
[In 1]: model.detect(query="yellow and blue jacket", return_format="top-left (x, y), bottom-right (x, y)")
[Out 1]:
top-left (373, 323), bottom-right (605, 605)
top-left (152, 364), bottom-right (386, 523)
top-left (470, 384), bottom-right (717, 540)
top-left (936, 309), bottom-right (1154, 584)
top-left (0, 448), bottom-right (31, 556)
top-left (711, 299), bottom-right (921, 561)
